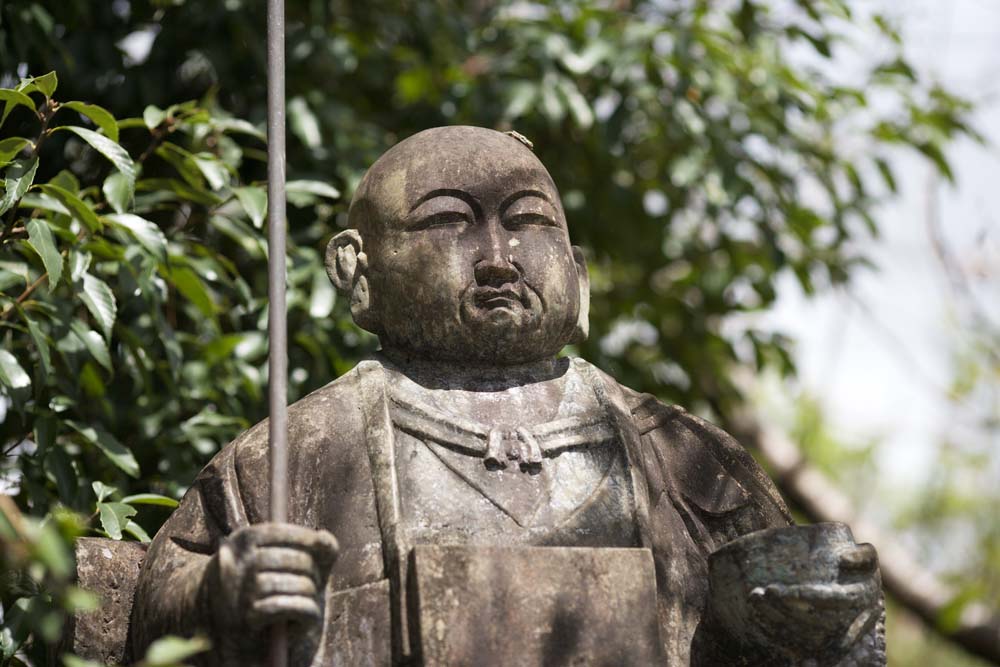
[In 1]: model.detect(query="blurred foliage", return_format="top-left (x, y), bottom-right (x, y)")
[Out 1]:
top-left (0, 0), bottom-right (985, 664)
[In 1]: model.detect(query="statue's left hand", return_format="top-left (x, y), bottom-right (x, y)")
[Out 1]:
top-left (708, 523), bottom-right (882, 659)
top-left (748, 542), bottom-right (879, 641)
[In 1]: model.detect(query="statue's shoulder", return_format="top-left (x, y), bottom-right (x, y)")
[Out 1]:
top-left (218, 359), bottom-right (383, 466)
top-left (571, 358), bottom-right (790, 524)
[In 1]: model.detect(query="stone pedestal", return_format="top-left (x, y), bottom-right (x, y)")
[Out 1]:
top-left (64, 537), bottom-right (147, 665)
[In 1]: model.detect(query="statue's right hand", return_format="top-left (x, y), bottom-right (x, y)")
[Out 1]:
top-left (208, 523), bottom-right (339, 631)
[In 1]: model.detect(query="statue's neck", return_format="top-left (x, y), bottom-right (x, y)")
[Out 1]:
top-left (375, 348), bottom-right (568, 391)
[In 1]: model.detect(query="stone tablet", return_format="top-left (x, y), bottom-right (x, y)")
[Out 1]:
top-left (408, 545), bottom-right (662, 666)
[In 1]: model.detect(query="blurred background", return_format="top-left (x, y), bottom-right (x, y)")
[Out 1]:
top-left (0, 1), bottom-right (996, 665)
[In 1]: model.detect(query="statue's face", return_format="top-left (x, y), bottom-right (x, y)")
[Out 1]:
top-left (347, 127), bottom-right (586, 365)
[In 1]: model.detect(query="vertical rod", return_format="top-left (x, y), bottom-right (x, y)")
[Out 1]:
top-left (266, 0), bottom-right (288, 665)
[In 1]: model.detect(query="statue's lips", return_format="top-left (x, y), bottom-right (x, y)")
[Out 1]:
top-left (473, 287), bottom-right (523, 309)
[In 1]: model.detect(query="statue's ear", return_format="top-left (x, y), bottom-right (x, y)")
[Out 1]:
top-left (570, 245), bottom-right (590, 343)
top-left (325, 230), bottom-right (376, 331)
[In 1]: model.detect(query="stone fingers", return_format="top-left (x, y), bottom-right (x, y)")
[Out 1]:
top-left (248, 594), bottom-right (322, 629)
top-left (255, 571), bottom-right (317, 597)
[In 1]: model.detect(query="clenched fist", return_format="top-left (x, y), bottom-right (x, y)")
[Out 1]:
top-left (205, 523), bottom-right (339, 633)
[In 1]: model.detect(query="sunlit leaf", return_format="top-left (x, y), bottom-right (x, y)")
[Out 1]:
top-left (98, 502), bottom-right (137, 540)
top-left (103, 171), bottom-right (133, 214)
top-left (105, 213), bottom-right (167, 259)
top-left (0, 349), bottom-right (31, 393)
top-left (79, 273), bottom-right (118, 340)
top-left (120, 493), bottom-right (179, 507)
top-left (142, 635), bottom-right (211, 666)
top-left (233, 185), bottom-right (267, 228)
top-left (0, 157), bottom-right (39, 216)
top-left (53, 126), bottom-right (136, 199)
top-left (61, 101), bottom-right (119, 141)
top-left (25, 218), bottom-right (63, 287)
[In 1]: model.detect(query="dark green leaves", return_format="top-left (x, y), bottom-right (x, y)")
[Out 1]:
top-left (0, 89), bottom-right (36, 128)
top-left (34, 184), bottom-right (101, 232)
top-left (0, 137), bottom-right (31, 165)
top-left (67, 421), bottom-right (139, 478)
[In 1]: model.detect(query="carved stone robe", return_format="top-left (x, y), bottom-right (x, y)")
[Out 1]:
top-left (129, 357), bottom-right (792, 665)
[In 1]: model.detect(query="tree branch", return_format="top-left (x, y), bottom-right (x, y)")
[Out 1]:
top-left (726, 410), bottom-right (1000, 665)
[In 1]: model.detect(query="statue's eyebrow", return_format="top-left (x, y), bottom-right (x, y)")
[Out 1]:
top-left (499, 189), bottom-right (553, 216)
top-left (409, 189), bottom-right (482, 218)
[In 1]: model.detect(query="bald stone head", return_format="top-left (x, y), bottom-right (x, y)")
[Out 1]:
top-left (327, 126), bottom-right (589, 366)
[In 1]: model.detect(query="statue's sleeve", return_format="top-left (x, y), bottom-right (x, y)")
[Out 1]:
top-left (627, 392), bottom-right (793, 552)
top-left (129, 437), bottom-right (254, 662)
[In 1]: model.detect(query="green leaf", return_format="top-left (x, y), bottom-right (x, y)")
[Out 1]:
top-left (63, 655), bottom-right (106, 667)
top-left (92, 480), bottom-right (117, 503)
top-left (123, 519), bottom-right (151, 543)
top-left (193, 154), bottom-right (229, 191)
top-left (310, 267), bottom-right (336, 318)
top-left (105, 213), bottom-right (167, 259)
top-left (25, 218), bottom-right (63, 287)
top-left (121, 493), bottom-right (179, 508)
top-left (169, 265), bottom-right (215, 317)
top-left (61, 101), bottom-right (119, 142)
top-left (142, 635), bottom-right (211, 666)
top-left (79, 273), bottom-right (117, 340)
top-left (0, 349), bottom-right (31, 394)
top-left (67, 420), bottom-right (139, 477)
top-left (69, 320), bottom-right (112, 371)
top-left (103, 171), bottom-right (133, 214)
top-left (143, 105), bottom-right (167, 130)
top-left (288, 96), bottom-right (321, 148)
top-left (0, 157), bottom-right (39, 216)
top-left (34, 184), bottom-right (101, 232)
top-left (213, 118), bottom-right (266, 141)
top-left (0, 137), bottom-right (31, 164)
top-left (98, 501), bottom-right (137, 540)
top-left (233, 186), bottom-right (267, 228)
top-left (0, 90), bottom-right (36, 129)
top-left (22, 308), bottom-right (53, 377)
top-left (32, 71), bottom-right (59, 98)
top-left (286, 179), bottom-right (340, 200)
top-left (54, 126), bottom-right (136, 199)
top-left (0, 267), bottom-right (25, 291)
top-left (70, 251), bottom-right (92, 282)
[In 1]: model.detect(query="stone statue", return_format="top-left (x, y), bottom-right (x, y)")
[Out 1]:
top-left (125, 126), bottom-right (885, 666)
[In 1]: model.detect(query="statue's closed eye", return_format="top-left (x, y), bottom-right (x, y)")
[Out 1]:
top-left (503, 195), bottom-right (559, 229)
top-left (415, 210), bottom-right (470, 229)
top-left (504, 212), bottom-right (557, 228)
top-left (407, 194), bottom-right (474, 230)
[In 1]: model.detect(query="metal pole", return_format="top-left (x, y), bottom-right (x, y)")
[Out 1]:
top-left (266, 0), bottom-right (288, 665)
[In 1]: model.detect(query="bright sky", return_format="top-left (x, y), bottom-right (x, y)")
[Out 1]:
top-left (762, 1), bottom-right (1000, 494)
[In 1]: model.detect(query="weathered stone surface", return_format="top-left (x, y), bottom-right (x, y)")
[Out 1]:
top-left (408, 545), bottom-right (662, 666)
top-left (67, 537), bottom-right (147, 665)
top-left (119, 126), bottom-right (887, 666)
top-left (323, 579), bottom-right (392, 666)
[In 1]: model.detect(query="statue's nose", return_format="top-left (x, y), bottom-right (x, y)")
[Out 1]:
top-left (475, 258), bottom-right (519, 287)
